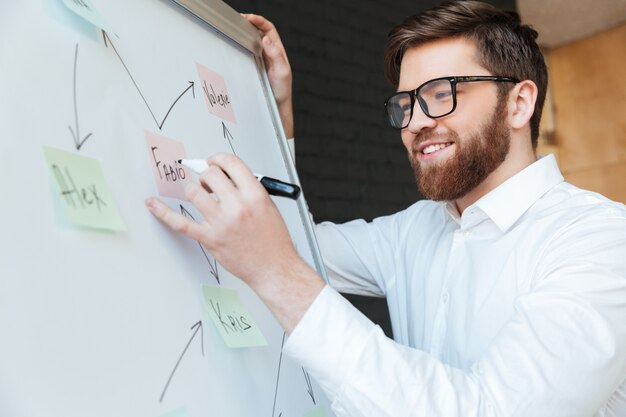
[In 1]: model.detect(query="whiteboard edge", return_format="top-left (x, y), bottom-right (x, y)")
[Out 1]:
top-left (172, 0), bottom-right (262, 56)
top-left (257, 55), bottom-right (330, 283)
top-left (169, 0), bottom-right (329, 282)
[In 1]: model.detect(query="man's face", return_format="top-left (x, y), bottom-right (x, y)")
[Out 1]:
top-left (398, 38), bottom-right (511, 201)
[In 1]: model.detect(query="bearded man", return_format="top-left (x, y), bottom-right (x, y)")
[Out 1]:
top-left (146, 1), bottom-right (626, 416)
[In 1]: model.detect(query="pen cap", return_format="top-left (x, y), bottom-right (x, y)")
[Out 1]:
top-left (259, 177), bottom-right (301, 199)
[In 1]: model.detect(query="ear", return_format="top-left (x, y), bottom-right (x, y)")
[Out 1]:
top-left (508, 80), bottom-right (538, 130)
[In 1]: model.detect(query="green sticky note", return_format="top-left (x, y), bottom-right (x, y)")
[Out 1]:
top-left (43, 147), bottom-right (126, 231)
top-left (303, 405), bottom-right (328, 417)
top-left (202, 285), bottom-right (267, 348)
top-left (61, 0), bottom-right (113, 32)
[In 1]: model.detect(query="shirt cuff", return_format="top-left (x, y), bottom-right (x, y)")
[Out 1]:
top-left (283, 285), bottom-right (378, 404)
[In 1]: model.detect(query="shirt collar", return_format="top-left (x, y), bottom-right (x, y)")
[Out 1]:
top-left (445, 154), bottom-right (564, 231)
top-left (473, 154), bottom-right (564, 232)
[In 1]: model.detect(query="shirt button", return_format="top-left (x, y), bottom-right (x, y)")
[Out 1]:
top-left (464, 230), bottom-right (471, 237)
top-left (441, 292), bottom-right (449, 304)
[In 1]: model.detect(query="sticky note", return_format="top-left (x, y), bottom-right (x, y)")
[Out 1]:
top-left (43, 147), bottom-right (125, 231)
top-left (196, 63), bottom-right (237, 123)
top-left (157, 408), bottom-right (190, 417)
top-left (202, 285), bottom-right (267, 348)
top-left (303, 406), bottom-right (328, 417)
top-left (61, 0), bottom-right (112, 33)
top-left (145, 131), bottom-right (191, 201)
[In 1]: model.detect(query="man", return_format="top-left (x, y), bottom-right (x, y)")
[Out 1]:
top-left (145, 1), bottom-right (626, 416)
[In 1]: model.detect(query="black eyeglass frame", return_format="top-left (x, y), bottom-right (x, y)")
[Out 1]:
top-left (384, 75), bottom-right (520, 129)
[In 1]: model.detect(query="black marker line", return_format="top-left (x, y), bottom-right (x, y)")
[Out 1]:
top-left (222, 121), bottom-right (236, 155)
top-left (271, 332), bottom-right (287, 417)
top-left (102, 31), bottom-right (157, 127)
top-left (52, 164), bottom-right (74, 208)
top-left (102, 31), bottom-right (195, 131)
top-left (64, 166), bottom-right (85, 208)
top-left (302, 367), bottom-right (316, 404)
top-left (159, 320), bottom-right (204, 403)
top-left (158, 81), bottom-right (195, 130)
top-left (68, 44), bottom-right (93, 150)
top-left (180, 205), bottom-right (220, 284)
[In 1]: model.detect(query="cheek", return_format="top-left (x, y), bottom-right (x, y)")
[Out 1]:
top-left (400, 130), bottom-right (414, 152)
top-left (455, 92), bottom-right (498, 125)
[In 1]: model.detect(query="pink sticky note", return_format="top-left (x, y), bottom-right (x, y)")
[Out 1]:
top-left (196, 63), bottom-right (237, 123)
top-left (145, 131), bottom-right (191, 200)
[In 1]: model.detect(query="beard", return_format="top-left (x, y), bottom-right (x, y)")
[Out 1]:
top-left (409, 96), bottom-right (511, 201)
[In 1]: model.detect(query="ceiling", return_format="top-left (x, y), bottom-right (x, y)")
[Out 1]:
top-left (517, 0), bottom-right (626, 48)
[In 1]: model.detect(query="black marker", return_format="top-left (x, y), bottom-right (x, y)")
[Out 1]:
top-left (177, 159), bottom-right (301, 200)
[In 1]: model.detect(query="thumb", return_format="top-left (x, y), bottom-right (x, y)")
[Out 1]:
top-left (262, 35), bottom-right (280, 57)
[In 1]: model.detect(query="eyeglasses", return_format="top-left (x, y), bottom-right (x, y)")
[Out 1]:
top-left (383, 75), bottom-right (519, 129)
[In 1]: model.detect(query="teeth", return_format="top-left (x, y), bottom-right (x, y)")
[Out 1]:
top-left (422, 143), bottom-right (451, 155)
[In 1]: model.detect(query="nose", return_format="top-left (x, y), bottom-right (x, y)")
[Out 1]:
top-left (406, 99), bottom-right (437, 134)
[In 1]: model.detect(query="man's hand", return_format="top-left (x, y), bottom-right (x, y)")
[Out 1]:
top-left (243, 13), bottom-right (294, 138)
top-left (145, 153), bottom-right (324, 333)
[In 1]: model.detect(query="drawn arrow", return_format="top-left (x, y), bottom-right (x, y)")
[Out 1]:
top-left (302, 368), bottom-right (316, 404)
top-left (158, 81), bottom-right (195, 129)
top-left (222, 121), bottom-right (236, 154)
top-left (271, 332), bottom-right (287, 417)
top-left (68, 44), bottom-right (94, 150)
top-left (180, 205), bottom-right (220, 284)
top-left (159, 320), bottom-right (204, 403)
top-left (102, 30), bottom-right (195, 131)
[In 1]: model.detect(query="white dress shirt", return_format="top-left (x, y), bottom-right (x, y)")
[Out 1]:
top-left (284, 155), bottom-right (626, 417)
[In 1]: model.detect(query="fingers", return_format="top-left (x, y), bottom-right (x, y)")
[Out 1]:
top-left (243, 13), bottom-right (277, 36)
top-left (261, 35), bottom-right (283, 62)
top-left (146, 154), bottom-right (268, 249)
top-left (198, 164), bottom-right (237, 206)
top-left (145, 196), bottom-right (206, 242)
top-left (185, 181), bottom-right (220, 220)
top-left (207, 153), bottom-right (263, 197)
top-left (242, 14), bottom-right (289, 63)
top-left (241, 13), bottom-right (292, 121)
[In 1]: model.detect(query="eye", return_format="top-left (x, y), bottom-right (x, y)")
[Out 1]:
top-left (434, 90), bottom-right (452, 100)
top-left (393, 94), bottom-right (412, 112)
top-left (420, 79), bottom-right (452, 102)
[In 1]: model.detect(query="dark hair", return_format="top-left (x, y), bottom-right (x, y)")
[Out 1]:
top-left (384, 0), bottom-right (548, 148)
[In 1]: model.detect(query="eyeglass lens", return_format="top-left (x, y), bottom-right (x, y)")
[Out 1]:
top-left (386, 78), bottom-right (454, 128)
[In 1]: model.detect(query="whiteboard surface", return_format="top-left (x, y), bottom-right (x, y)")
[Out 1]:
top-left (0, 1), bottom-right (330, 416)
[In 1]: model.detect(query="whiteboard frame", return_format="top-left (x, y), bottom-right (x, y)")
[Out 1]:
top-left (171, 0), bottom-right (329, 282)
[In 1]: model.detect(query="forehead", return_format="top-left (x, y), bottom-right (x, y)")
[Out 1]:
top-left (398, 37), bottom-right (488, 90)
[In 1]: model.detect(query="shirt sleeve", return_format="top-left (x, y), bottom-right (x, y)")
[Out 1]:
top-left (284, 286), bottom-right (488, 417)
top-left (315, 215), bottom-right (401, 297)
top-left (285, 215), bottom-right (626, 417)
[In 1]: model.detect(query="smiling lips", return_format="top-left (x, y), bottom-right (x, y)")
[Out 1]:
top-left (422, 142), bottom-right (453, 155)
top-left (417, 141), bottom-right (454, 158)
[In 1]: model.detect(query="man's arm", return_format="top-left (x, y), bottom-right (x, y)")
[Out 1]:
top-left (244, 14), bottom-right (294, 139)
top-left (284, 214), bottom-right (626, 417)
top-left (145, 153), bottom-right (324, 333)
top-left (147, 161), bottom-right (626, 416)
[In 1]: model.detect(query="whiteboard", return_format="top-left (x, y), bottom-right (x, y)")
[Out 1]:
top-left (0, 1), bottom-right (332, 417)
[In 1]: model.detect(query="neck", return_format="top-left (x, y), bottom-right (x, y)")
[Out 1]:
top-left (454, 140), bottom-right (536, 215)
